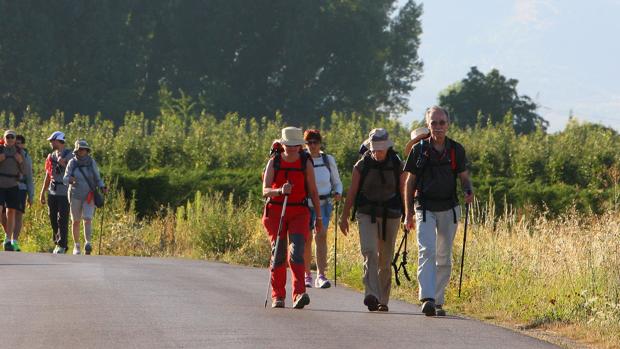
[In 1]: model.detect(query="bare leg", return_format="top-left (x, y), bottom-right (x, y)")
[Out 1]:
top-left (304, 231), bottom-right (314, 275)
top-left (13, 210), bottom-right (24, 241)
top-left (5, 208), bottom-right (17, 242)
top-left (83, 219), bottom-right (93, 244)
top-left (72, 220), bottom-right (81, 246)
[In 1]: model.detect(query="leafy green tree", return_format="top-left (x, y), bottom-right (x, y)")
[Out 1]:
top-left (438, 66), bottom-right (548, 134)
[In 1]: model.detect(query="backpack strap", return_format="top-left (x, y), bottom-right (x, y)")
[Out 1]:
top-left (351, 152), bottom-right (372, 221)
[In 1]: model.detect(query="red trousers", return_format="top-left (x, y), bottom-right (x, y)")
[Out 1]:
top-left (262, 205), bottom-right (310, 300)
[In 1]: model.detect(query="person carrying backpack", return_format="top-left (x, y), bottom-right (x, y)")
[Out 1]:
top-left (303, 129), bottom-right (343, 289)
top-left (6, 135), bottom-right (35, 252)
top-left (0, 130), bottom-right (28, 251)
top-left (339, 128), bottom-right (405, 312)
top-left (63, 140), bottom-right (107, 255)
top-left (403, 106), bottom-right (474, 317)
top-left (40, 131), bottom-right (74, 254)
top-left (262, 127), bottom-right (323, 309)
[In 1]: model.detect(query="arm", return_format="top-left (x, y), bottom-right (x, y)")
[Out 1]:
top-left (328, 155), bottom-right (343, 200)
top-left (338, 167), bottom-right (361, 236)
top-left (92, 159), bottom-right (105, 188)
top-left (39, 156), bottom-right (52, 205)
top-left (25, 154), bottom-right (34, 203)
top-left (262, 159), bottom-right (286, 198)
top-left (305, 159), bottom-right (323, 233)
top-left (404, 172), bottom-right (417, 230)
top-left (63, 159), bottom-right (74, 186)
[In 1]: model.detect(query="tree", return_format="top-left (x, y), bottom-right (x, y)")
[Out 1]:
top-left (0, 0), bottom-right (424, 126)
top-left (438, 67), bottom-right (548, 134)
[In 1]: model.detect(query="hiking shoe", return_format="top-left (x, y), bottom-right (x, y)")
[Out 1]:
top-left (11, 241), bottom-right (21, 252)
top-left (84, 243), bottom-right (92, 255)
top-left (271, 298), bottom-right (285, 309)
top-left (293, 293), bottom-right (310, 309)
top-left (73, 246), bottom-right (81, 255)
top-left (421, 299), bottom-right (436, 316)
top-left (378, 304), bottom-right (389, 312)
top-left (54, 246), bottom-right (67, 254)
top-left (364, 294), bottom-right (379, 311)
top-left (315, 274), bottom-right (331, 289)
top-left (4, 240), bottom-right (14, 251)
top-left (435, 305), bottom-right (446, 316)
top-left (304, 275), bottom-right (313, 288)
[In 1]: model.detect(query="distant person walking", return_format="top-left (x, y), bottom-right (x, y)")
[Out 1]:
top-left (8, 135), bottom-right (35, 252)
top-left (64, 140), bottom-right (106, 255)
top-left (303, 129), bottom-right (343, 289)
top-left (1, 130), bottom-right (28, 251)
top-left (339, 128), bottom-right (405, 312)
top-left (40, 131), bottom-right (73, 254)
top-left (262, 127), bottom-right (322, 309)
top-left (403, 106), bottom-right (474, 316)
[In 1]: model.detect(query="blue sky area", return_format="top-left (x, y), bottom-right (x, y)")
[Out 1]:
top-left (398, 0), bottom-right (620, 132)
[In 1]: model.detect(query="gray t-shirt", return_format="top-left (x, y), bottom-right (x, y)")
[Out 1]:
top-left (64, 156), bottom-right (105, 201)
top-left (48, 149), bottom-right (74, 196)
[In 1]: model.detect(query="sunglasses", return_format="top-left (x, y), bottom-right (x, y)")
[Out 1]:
top-left (306, 140), bottom-right (320, 145)
top-left (430, 120), bottom-right (447, 126)
top-left (5, 135), bottom-right (15, 139)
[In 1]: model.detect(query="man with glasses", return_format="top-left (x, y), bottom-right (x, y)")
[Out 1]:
top-left (0, 130), bottom-right (27, 251)
top-left (39, 131), bottom-right (73, 254)
top-left (403, 106), bottom-right (474, 316)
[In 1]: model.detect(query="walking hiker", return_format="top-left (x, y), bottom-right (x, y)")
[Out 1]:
top-left (7, 135), bottom-right (34, 252)
top-left (64, 140), bottom-right (106, 255)
top-left (339, 128), bottom-right (405, 312)
top-left (1, 130), bottom-right (28, 251)
top-left (403, 106), bottom-right (474, 316)
top-left (262, 127), bottom-right (323, 309)
top-left (303, 129), bottom-right (343, 289)
top-left (40, 131), bottom-right (73, 254)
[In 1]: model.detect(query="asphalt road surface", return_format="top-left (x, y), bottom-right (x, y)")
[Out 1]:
top-left (0, 252), bottom-right (560, 349)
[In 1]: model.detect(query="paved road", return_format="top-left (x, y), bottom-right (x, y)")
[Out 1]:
top-left (0, 252), bottom-right (560, 349)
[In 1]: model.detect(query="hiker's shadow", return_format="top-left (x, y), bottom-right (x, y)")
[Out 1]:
top-left (305, 308), bottom-right (463, 319)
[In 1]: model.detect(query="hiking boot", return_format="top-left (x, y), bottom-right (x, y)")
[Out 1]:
top-left (53, 246), bottom-right (67, 254)
top-left (378, 304), bottom-right (389, 312)
top-left (315, 274), bottom-right (331, 289)
top-left (364, 294), bottom-right (379, 311)
top-left (3, 240), bottom-right (14, 251)
top-left (304, 275), bottom-right (313, 288)
top-left (271, 298), bottom-right (285, 309)
top-left (84, 243), bottom-right (92, 255)
top-left (421, 299), bottom-right (436, 316)
top-left (11, 241), bottom-right (21, 252)
top-left (435, 305), bottom-right (446, 316)
top-left (293, 293), bottom-right (310, 309)
top-left (73, 246), bottom-right (81, 255)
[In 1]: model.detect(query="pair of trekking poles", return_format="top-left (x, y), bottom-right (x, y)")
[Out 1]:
top-left (391, 203), bottom-right (470, 298)
top-left (264, 195), bottom-right (341, 307)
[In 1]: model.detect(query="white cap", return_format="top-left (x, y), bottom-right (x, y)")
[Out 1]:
top-left (47, 131), bottom-right (65, 142)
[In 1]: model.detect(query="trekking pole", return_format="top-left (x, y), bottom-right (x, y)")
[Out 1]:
top-left (333, 200), bottom-right (339, 287)
top-left (264, 194), bottom-right (289, 308)
top-left (458, 202), bottom-right (470, 297)
top-left (98, 192), bottom-right (106, 255)
top-left (392, 226), bottom-right (412, 286)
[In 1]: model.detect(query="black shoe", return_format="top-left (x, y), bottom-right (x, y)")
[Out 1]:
top-left (293, 293), bottom-right (310, 309)
top-left (364, 295), bottom-right (379, 311)
top-left (377, 304), bottom-right (389, 312)
top-left (421, 299), bottom-right (436, 316)
top-left (3, 240), bottom-right (14, 251)
top-left (85, 243), bottom-right (92, 255)
top-left (435, 305), bottom-right (446, 316)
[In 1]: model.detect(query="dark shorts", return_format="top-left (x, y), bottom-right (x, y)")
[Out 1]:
top-left (16, 189), bottom-right (28, 213)
top-left (0, 186), bottom-right (20, 210)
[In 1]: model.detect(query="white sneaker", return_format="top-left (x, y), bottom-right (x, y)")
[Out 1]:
top-left (73, 246), bottom-right (81, 255)
top-left (53, 246), bottom-right (66, 254)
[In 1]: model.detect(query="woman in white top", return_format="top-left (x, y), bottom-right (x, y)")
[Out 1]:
top-left (303, 129), bottom-right (343, 288)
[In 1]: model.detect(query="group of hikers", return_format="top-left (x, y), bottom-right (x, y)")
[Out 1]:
top-left (262, 106), bottom-right (474, 316)
top-left (2, 130), bottom-right (106, 255)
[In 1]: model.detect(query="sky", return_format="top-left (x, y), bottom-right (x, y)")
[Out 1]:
top-left (397, 0), bottom-right (620, 132)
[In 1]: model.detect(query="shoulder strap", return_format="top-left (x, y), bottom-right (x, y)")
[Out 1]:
top-left (77, 165), bottom-right (97, 191)
top-left (352, 153), bottom-right (372, 220)
top-left (320, 153), bottom-right (332, 175)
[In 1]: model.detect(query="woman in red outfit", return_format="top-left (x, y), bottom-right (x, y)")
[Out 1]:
top-left (262, 127), bottom-right (323, 309)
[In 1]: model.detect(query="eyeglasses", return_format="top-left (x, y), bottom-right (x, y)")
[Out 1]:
top-left (5, 135), bottom-right (15, 139)
top-left (430, 120), bottom-right (447, 126)
top-left (306, 140), bottom-right (320, 145)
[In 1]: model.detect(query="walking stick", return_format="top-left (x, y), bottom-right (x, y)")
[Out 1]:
top-left (392, 225), bottom-right (412, 286)
top-left (458, 203), bottom-right (470, 297)
top-left (264, 195), bottom-right (289, 308)
top-left (333, 200), bottom-right (339, 287)
top-left (98, 192), bottom-right (106, 255)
